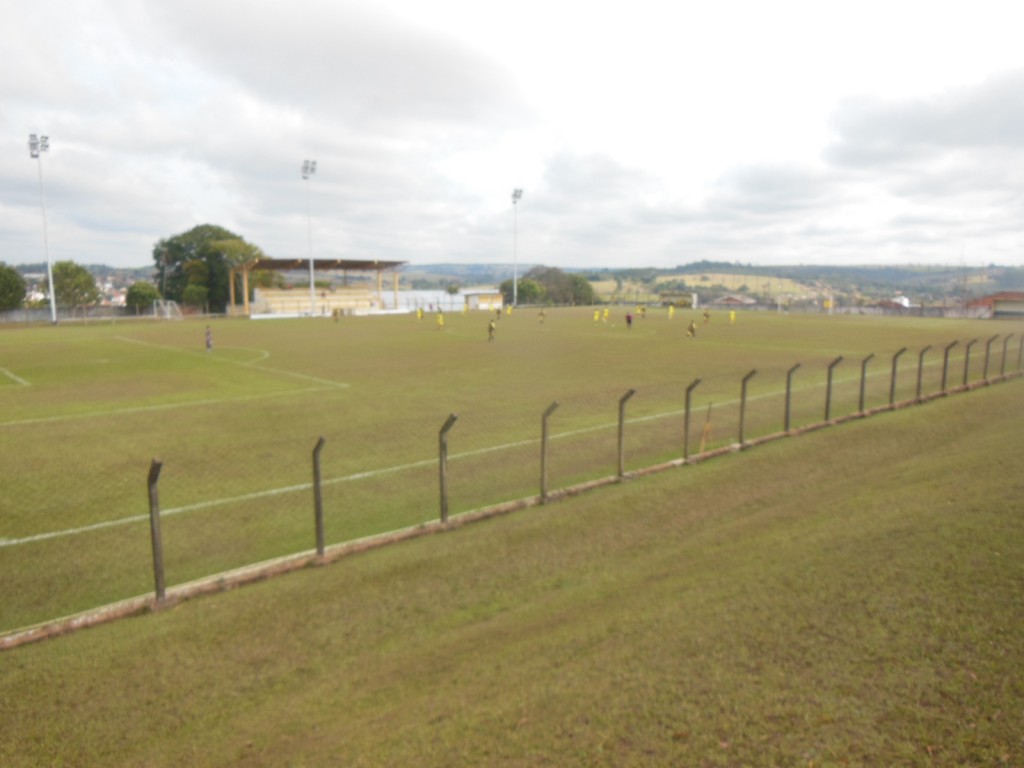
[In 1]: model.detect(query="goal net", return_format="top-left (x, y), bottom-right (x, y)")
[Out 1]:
top-left (153, 299), bottom-right (184, 320)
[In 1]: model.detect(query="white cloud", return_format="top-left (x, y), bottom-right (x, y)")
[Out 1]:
top-left (3, 0), bottom-right (1024, 271)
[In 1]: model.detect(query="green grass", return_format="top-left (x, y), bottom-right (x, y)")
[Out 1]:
top-left (0, 360), bottom-right (1020, 766)
top-left (1, 310), bottom-right (1021, 632)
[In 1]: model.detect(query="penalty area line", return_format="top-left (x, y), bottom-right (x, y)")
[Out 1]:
top-left (1, 368), bottom-right (30, 386)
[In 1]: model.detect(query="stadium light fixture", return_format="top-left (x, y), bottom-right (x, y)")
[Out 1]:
top-left (29, 134), bottom-right (58, 324)
top-left (511, 188), bottom-right (523, 306)
top-left (302, 160), bottom-right (317, 316)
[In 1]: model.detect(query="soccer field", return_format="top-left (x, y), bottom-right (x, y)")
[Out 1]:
top-left (1, 308), bottom-right (1021, 631)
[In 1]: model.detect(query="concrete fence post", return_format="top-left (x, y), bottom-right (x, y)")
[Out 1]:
top-left (438, 414), bottom-right (458, 523)
top-left (915, 346), bottom-right (932, 402)
top-left (825, 356), bottom-right (843, 421)
top-left (147, 459), bottom-right (166, 602)
top-left (889, 347), bottom-right (907, 406)
top-left (617, 389), bottom-right (636, 479)
top-left (785, 363), bottom-right (801, 432)
top-left (983, 334), bottom-right (999, 381)
top-left (684, 378), bottom-right (701, 461)
top-left (941, 341), bottom-right (958, 392)
top-left (858, 354), bottom-right (874, 413)
top-left (312, 437), bottom-right (326, 557)
top-left (739, 369), bottom-right (757, 446)
top-left (963, 339), bottom-right (978, 386)
top-left (1000, 334), bottom-right (1014, 378)
top-left (540, 401), bottom-right (559, 503)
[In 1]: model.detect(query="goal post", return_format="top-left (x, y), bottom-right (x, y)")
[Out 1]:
top-left (152, 300), bottom-right (183, 320)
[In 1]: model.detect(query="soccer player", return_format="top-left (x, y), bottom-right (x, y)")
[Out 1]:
top-left (687, 320), bottom-right (697, 338)
top-left (488, 319), bottom-right (496, 341)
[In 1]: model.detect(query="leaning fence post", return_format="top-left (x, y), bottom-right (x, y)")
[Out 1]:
top-left (983, 334), bottom-right (999, 381)
top-left (684, 378), bottom-right (701, 461)
top-left (739, 369), bottom-right (757, 446)
top-left (785, 363), bottom-right (801, 432)
top-left (617, 389), bottom-right (636, 479)
top-left (1000, 334), bottom-right (1014, 378)
top-left (825, 356), bottom-right (843, 421)
top-left (963, 339), bottom-right (978, 386)
top-left (889, 347), bottom-right (907, 406)
top-left (941, 341), bottom-right (958, 393)
top-left (312, 437), bottom-right (326, 557)
top-left (540, 401), bottom-right (559, 503)
top-left (915, 346), bottom-right (932, 402)
top-left (1018, 335), bottom-right (1024, 371)
top-left (147, 459), bottom-right (166, 602)
top-left (438, 414), bottom-right (458, 524)
top-left (858, 354), bottom-right (874, 413)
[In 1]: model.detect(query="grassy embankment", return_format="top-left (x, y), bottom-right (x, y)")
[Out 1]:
top-left (0, 320), bottom-right (1022, 764)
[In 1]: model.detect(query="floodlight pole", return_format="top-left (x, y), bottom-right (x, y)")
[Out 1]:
top-left (29, 134), bottom-right (57, 324)
top-left (511, 188), bottom-right (523, 306)
top-left (303, 160), bottom-right (317, 316)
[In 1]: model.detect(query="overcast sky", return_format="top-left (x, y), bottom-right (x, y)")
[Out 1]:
top-left (4, 0), bottom-right (1024, 272)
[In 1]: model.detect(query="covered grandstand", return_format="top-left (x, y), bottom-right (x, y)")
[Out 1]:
top-left (229, 258), bottom-right (406, 317)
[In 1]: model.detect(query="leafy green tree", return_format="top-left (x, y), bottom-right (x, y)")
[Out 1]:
top-left (566, 274), bottom-right (596, 305)
top-left (49, 261), bottom-right (101, 307)
top-left (0, 263), bottom-right (26, 311)
top-left (499, 277), bottom-right (545, 305)
top-left (518, 267), bottom-right (596, 305)
top-left (125, 281), bottom-right (161, 312)
top-left (152, 225), bottom-right (266, 313)
top-left (181, 284), bottom-right (209, 310)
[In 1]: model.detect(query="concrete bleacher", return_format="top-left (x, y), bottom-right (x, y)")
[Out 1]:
top-left (251, 288), bottom-right (376, 316)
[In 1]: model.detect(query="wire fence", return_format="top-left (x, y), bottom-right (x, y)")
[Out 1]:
top-left (2, 333), bottom-right (1023, 646)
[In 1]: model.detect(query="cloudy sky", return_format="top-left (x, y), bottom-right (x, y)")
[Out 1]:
top-left (4, 0), bottom-right (1024, 272)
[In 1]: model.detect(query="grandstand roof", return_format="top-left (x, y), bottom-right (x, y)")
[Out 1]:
top-left (245, 258), bottom-right (406, 272)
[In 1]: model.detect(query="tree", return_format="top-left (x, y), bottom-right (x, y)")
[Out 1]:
top-left (0, 263), bottom-right (26, 311)
top-left (566, 274), bottom-right (596, 305)
top-left (181, 284), bottom-right (209, 310)
top-left (152, 225), bottom-right (266, 313)
top-left (499, 277), bottom-right (545, 305)
top-left (125, 281), bottom-right (161, 312)
top-left (49, 261), bottom-right (101, 308)
top-left (521, 267), bottom-right (596, 305)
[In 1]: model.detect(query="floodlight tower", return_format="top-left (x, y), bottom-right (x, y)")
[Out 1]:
top-left (511, 188), bottom-right (523, 306)
top-left (302, 159), bottom-right (317, 316)
top-left (29, 134), bottom-right (57, 324)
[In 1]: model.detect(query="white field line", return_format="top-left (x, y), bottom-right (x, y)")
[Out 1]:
top-left (0, 335), bottom-right (350, 429)
top-left (114, 335), bottom-right (349, 390)
top-left (0, 368), bottom-right (31, 386)
top-left (0, 363), bottom-right (962, 549)
top-left (0, 386), bottom-right (338, 428)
